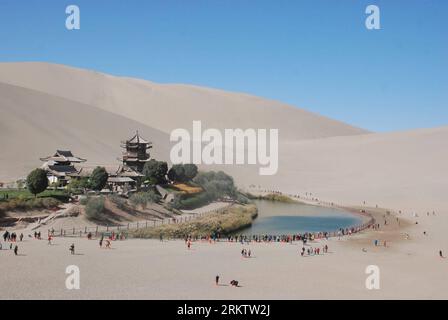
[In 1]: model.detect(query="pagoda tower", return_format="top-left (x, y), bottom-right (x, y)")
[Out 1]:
top-left (120, 131), bottom-right (152, 172)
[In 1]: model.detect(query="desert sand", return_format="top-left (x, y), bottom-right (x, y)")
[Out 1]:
top-left (0, 205), bottom-right (446, 299)
top-left (0, 62), bottom-right (447, 299)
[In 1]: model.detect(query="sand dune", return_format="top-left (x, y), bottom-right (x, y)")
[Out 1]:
top-left (0, 62), bottom-right (367, 140)
top-left (230, 126), bottom-right (448, 214)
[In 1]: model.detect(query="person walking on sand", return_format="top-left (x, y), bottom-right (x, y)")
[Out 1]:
top-left (14, 245), bottom-right (18, 256)
top-left (99, 238), bottom-right (103, 248)
top-left (69, 243), bottom-right (75, 255)
top-left (187, 241), bottom-right (191, 250)
top-left (440, 250), bottom-right (444, 258)
top-left (19, 233), bottom-right (23, 242)
top-left (215, 275), bottom-right (220, 286)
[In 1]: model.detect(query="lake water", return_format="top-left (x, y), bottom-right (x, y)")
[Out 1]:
top-left (238, 200), bottom-right (362, 235)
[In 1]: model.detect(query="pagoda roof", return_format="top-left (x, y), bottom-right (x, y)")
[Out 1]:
top-left (42, 163), bottom-right (79, 177)
top-left (40, 150), bottom-right (87, 163)
top-left (122, 157), bottom-right (150, 162)
top-left (108, 177), bottom-right (135, 184)
top-left (74, 165), bottom-right (121, 177)
top-left (125, 131), bottom-right (151, 145)
top-left (119, 170), bottom-right (143, 177)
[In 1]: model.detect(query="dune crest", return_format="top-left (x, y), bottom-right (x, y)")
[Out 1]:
top-left (0, 62), bottom-right (367, 140)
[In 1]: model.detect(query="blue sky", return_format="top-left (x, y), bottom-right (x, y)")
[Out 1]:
top-left (0, 0), bottom-right (446, 132)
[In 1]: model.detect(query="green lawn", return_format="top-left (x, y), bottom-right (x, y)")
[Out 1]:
top-left (162, 185), bottom-right (182, 194)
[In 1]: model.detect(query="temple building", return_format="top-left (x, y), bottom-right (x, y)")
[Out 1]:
top-left (40, 150), bottom-right (86, 186)
top-left (38, 132), bottom-right (152, 193)
top-left (74, 132), bottom-right (152, 193)
top-left (120, 131), bottom-right (152, 173)
top-left (75, 164), bottom-right (139, 193)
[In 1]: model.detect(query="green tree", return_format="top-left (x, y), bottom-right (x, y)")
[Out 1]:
top-left (90, 167), bottom-right (108, 191)
top-left (167, 164), bottom-right (185, 182)
top-left (183, 164), bottom-right (198, 181)
top-left (79, 177), bottom-right (91, 189)
top-left (68, 177), bottom-right (91, 194)
top-left (26, 168), bottom-right (49, 197)
top-left (143, 159), bottom-right (168, 185)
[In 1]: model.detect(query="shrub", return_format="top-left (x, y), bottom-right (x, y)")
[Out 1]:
top-left (108, 194), bottom-right (128, 210)
top-left (130, 191), bottom-right (161, 209)
top-left (0, 197), bottom-right (60, 213)
top-left (175, 192), bottom-right (212, 210)
top-left (166, 170), bottom-right (240, 210)
top-left (85, 197), bottom-right (105, 220)
top-left (39, 197), bottom-right (60, 208)
top-left (194, 171), bottom-right (236, 196)
top-left (183, 164), bottom-right (198, 181)
top-left (236, 193), bottom-right (250, 204)
top-left (169, 194), bottom-right (182, 210)
top-left (79, 196), bottom-right (89, 205)
top-left (258, 193), bottom-right (296, 203)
